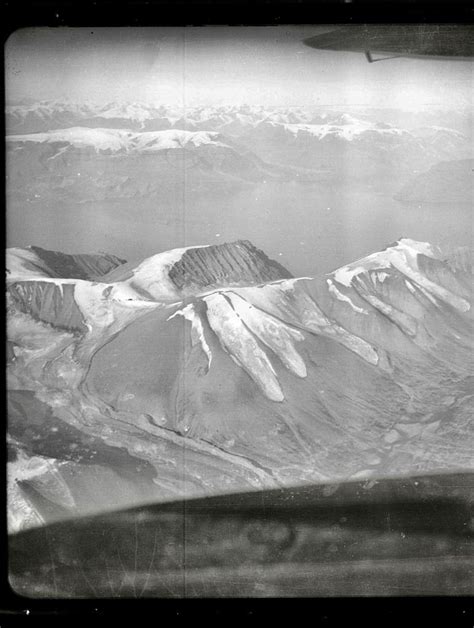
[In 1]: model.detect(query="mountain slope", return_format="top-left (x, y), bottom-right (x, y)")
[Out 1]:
top-left (7, 238), bottom-right (473, 532)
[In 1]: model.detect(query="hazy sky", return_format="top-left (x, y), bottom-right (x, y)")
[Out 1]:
top-left (5, 26), bottom-right (473, 109)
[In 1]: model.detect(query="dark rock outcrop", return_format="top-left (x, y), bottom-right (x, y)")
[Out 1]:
top-left (8, 281), bottom-right (87, 332)
top-left (168, 240), bottom-right (293, 294)
top-left (29, 246), bottom-right (126, 280)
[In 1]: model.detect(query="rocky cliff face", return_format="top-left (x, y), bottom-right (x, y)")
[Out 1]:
top-left (6, 246), bottom-right (126, 282)
top-left (28, 246), bottom-right (126, 280)
top-left (6, 247), bottom-right (127, 333)
top-left (167, 240), bottom-right (293, 294)
top-left (8, 281), bottom-right (87, 332)
top-left (7, 238), bottom-right (474, 533)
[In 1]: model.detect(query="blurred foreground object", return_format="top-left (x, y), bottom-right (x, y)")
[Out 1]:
top-left (9, 471), bottom-right (474, 598)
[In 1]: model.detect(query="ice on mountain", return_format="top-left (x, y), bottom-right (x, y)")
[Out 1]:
top-left (332, 239), bottom-right (469, 312)
top-left (225, 291), bottom-right (307, 378)
top-left (168, 303), bottom-right (212, 370)
top-left (204, 293), bottom-right (285, 402)
top-left (326, 279), bottom-right (367, 314)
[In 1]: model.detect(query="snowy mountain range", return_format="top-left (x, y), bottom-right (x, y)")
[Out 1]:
top-left (7, 238), bottom-right (473, 532)
top-left (5, 101), bottom-right (320, 134)
top-left (7, 125), bottom-right (312, 207)
top-left (7, 101), bottom-right (472, 204)
top-left (6, 100), bottom-right (473, 135)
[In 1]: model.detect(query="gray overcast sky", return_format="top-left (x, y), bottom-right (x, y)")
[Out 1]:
top-left (5, 26), bottom-right (473, 109)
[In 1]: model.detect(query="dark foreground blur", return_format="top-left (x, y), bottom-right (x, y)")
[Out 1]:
top-left (9, 471), bottom-right (474, 598)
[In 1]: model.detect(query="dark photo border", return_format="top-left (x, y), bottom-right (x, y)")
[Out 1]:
top-left (1, 0), bottom-right (473, 624)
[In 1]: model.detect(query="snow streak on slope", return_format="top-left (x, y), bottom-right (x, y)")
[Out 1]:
top-left (326, 279), bottom-right (368, 314)
top-left (163, 273), bottom-right (380, 401)
top-left (225, 291), bottom-right (307, 379)
top-left (226, 280), bottom-right (379, 368)
top-left (168, 303), bottom-right (212, 371)
top-left (204, 292), bottom-right (285, 402)
top-left (196, 286), bottom-right (309, 400)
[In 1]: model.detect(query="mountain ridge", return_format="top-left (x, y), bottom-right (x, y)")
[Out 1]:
top-left (7, 237), bottom-right (473, 532)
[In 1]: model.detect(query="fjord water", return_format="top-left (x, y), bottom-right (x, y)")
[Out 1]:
top-left (8, 179), bottom-right (472, 276)
top-left (193, 181), bottom-right (473, 276)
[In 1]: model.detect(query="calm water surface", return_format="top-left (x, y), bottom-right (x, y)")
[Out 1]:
top-left (8, 181), bottom-right (472, 277)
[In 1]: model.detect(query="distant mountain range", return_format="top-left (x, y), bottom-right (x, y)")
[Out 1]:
top-left (6, 100), bottom-right (473, 135)
top-left (7, 126), bottom-right (318, 206)
top-left (7, 101), bottom-right (472, 203)
top-left (7, 238), bottom-right (473, 532)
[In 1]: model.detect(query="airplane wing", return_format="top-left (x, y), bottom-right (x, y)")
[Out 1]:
top-left (303, 24), bottom-right (474, 62)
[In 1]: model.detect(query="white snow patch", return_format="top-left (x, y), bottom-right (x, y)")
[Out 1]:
top-left (332, 239), bottom-right (437, 288)
top-left (226, 281), bottom-right (378, 364)
top-left (73, 281), bottom-right (115, 330)
top-left (333, 264), bottom-right (368, 288)
top-left (386, 243), bottom-right (470, 312)
top-left (204, 293), bottom-right (284, 402)
top-left (295, 293), bottom-right (379, 365)
top-left (6, 248), bottom-right (51, 281)
top-left (268, 277), bottom-right (313, 290)
top-left (8, 127), bottom-right (135, 152)
top-left (331, 239), bottom-right (468, 311)
top-left (397, 238), bottom-right (436, 258)
top-left (225, 291), bottom-right (307, 378)
top-left (235, 283), bottom-right (378, 365)
top-left (281, 117), bottom-right (405, 143)
top-left (168, 303), bottom-right (212, 368)
top-left (97, 102), bottom-right (155, 123)
top-left (413, 283), bottom-right (442, 306)
top-left (132, 129), bottom-right (228, 152)
top-left (376, 272), bottom-right (390, 283)
top-left (362, 294), bottom-right (418, 337)
top-left (327, 279), bottom-right (367, 314)
top-left (8, 450), bottom-right (59, 483)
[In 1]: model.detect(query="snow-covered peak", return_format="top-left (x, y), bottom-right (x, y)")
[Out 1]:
top-left (96, 101), bottom-right (159, 123)
top-left (332, 239), bottom-right (437, 287)
top-left (132, 129), bottom-right (228, 151)
top-left (332, 238), bottom-right (469, 312)
top-left (7, 127), bottom-right (135, 152)
top-left (282, 117), bottom-right (407, 142)
top-left (7, 127), bottom-right (229, 153)
top-left (330, 113), bottom-right (363, 126)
